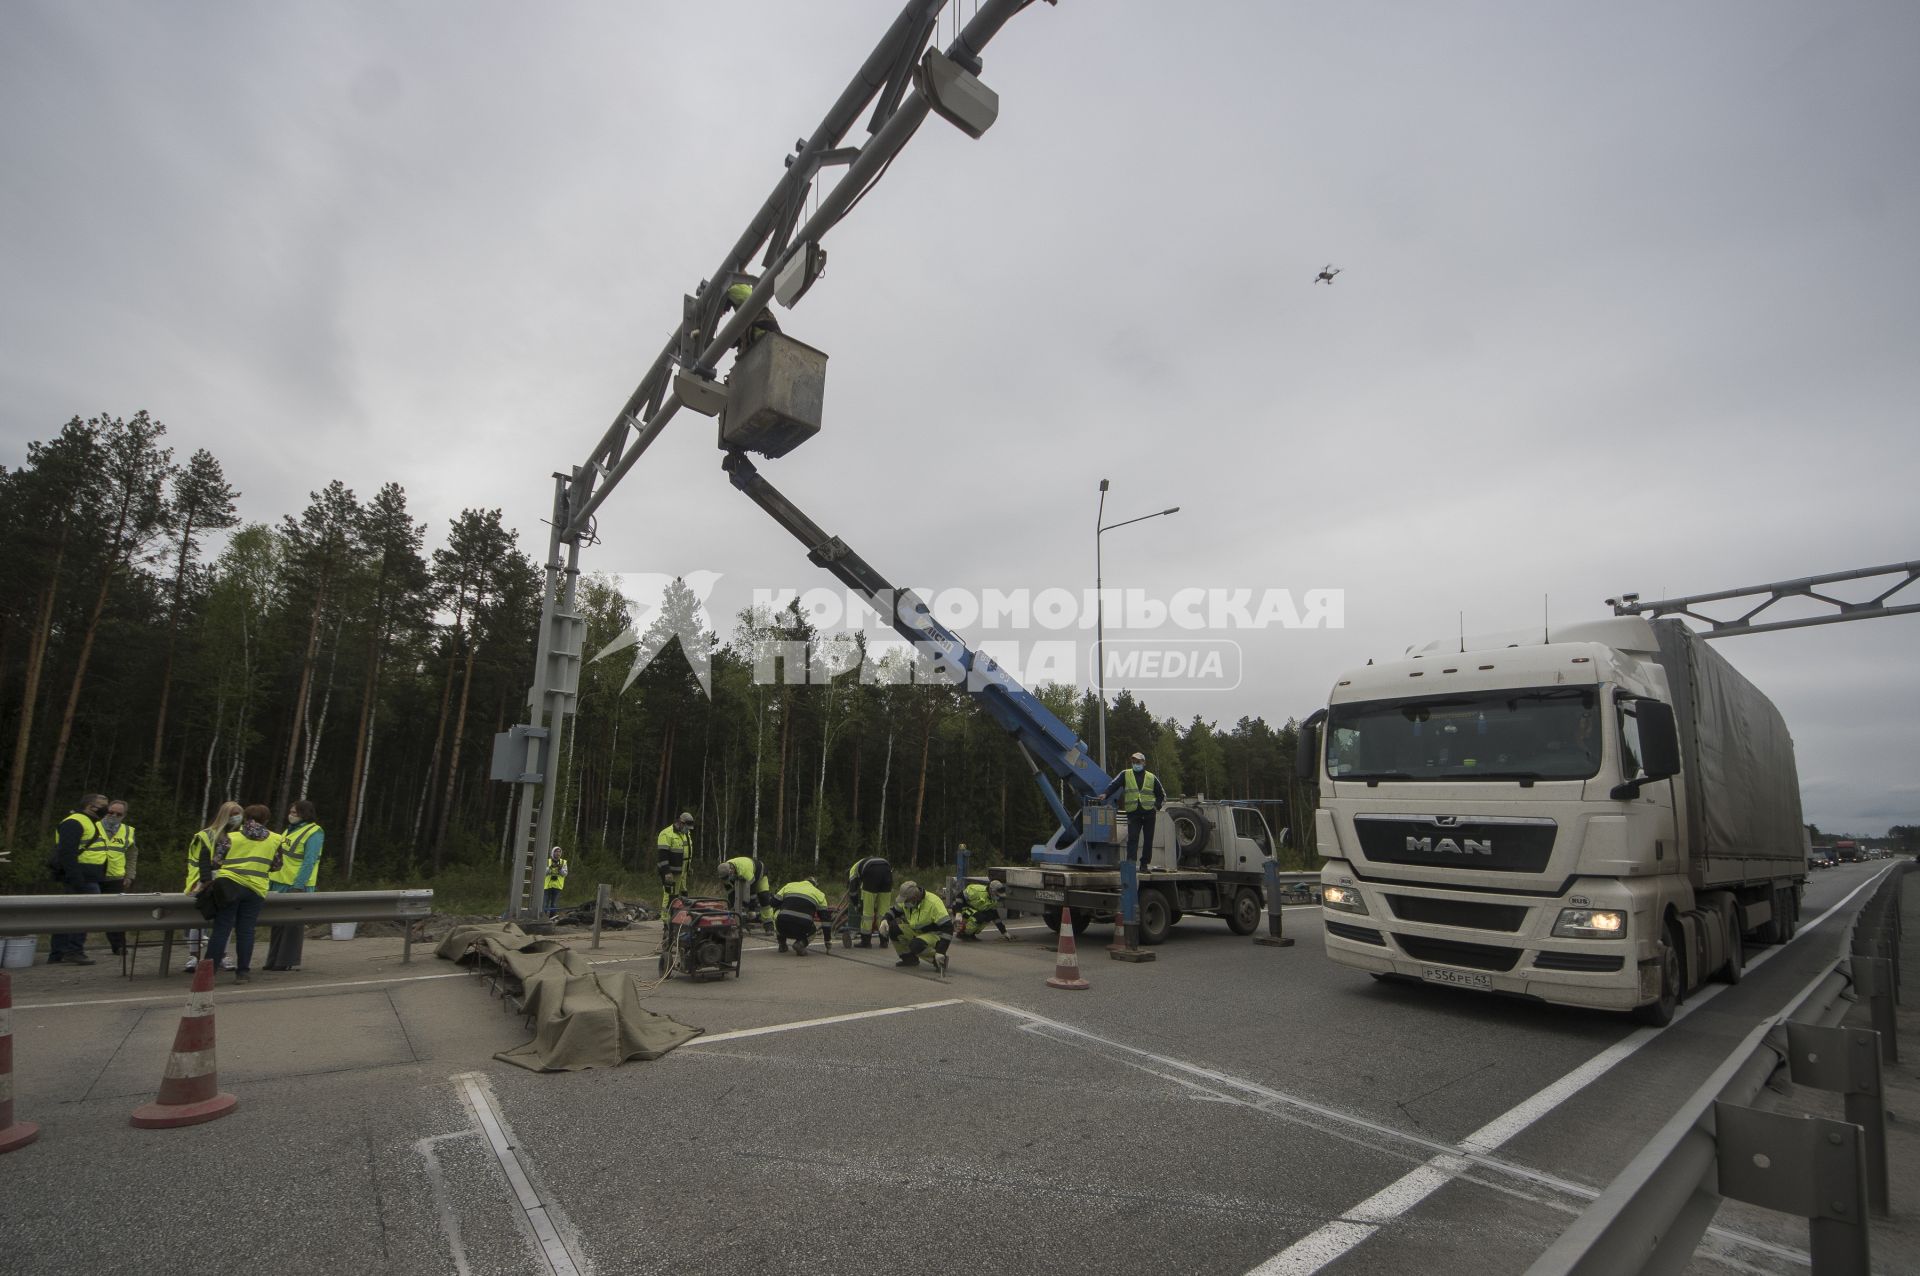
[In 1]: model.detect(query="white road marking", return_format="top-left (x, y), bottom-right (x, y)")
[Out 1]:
top-left (683, 998), bottom-right (964, 1047)
top-left (454, 1071), bottom-right (589, 1276)
top-left (1243, 863), bottom-right (1897, 1274)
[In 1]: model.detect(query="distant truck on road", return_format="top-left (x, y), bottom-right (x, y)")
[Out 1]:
top-left (1301, 616), bottom-right (1806, 1025)
top-left (1833, 839), bottom-right (1864, 863)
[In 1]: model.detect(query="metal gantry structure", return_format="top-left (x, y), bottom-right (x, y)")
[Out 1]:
top-left (1607, 559), bottom-right (1920, 639)
top-left (497, 1), bottom-right (1053, 919)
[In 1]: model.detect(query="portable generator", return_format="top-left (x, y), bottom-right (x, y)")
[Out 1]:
top-left (660, 895), bottom-right (743, 981)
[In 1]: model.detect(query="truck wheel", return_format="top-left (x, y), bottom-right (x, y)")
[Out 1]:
top-left (1139, 889), bottom-right (1173, 945)
top-left (1167, 806), bottom-right (1212, 858)
top-left (1632, 921), bottom-right (1683, 1027)
top-left (1224, 887), bottom-right (1262, 936)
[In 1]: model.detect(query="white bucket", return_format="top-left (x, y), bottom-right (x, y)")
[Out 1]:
top-left (330, 922), bottom-right (358, 941)
top-left (2, 936), bottom-right (36, 969)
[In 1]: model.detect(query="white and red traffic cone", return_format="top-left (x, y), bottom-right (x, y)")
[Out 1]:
top-left (130, 957), bottom-right (237, 1129)
top-left (1046, 908), bottom-right (1090, 991)
top-left (0, 970), bottom-right (38, 1154)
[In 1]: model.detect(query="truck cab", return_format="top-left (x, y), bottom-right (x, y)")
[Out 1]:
top-left (1307, 617), bottom-right (1803, 1024)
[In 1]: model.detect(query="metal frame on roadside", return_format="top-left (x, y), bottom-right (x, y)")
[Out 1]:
top-left (1527, 862), bottom-right (1910, 1276)
top-left (0, 890), bottom-right (436, 964)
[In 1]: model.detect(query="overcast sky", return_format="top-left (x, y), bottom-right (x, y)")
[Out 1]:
top-left (4, 1), bottom-right (1916, 834)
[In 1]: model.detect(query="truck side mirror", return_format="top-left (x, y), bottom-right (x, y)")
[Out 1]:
top-left (1295, 711), bottom-right (1325, 782)
top-left (1637, 700), bottom-right (1681, 781)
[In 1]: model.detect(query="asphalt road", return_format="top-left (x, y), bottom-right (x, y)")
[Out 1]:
top-left (1, 860), bottom-right (1913, 1276)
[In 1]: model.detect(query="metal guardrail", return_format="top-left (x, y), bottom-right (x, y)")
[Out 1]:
top-left (0, 890), bottom-right (434, 936)
top-left (1527, 862), bottom-right (1911, 1276)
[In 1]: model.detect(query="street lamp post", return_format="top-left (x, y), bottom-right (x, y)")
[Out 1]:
top-left (1095, 480), bottom-right (1180, 773)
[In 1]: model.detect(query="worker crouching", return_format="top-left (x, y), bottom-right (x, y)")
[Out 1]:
top-left (883, 881), bottom-right (953, 973)
top-left (718, 856), bottom-right (776, 930)
top-left (774, 878), bottom-right (829, 955)
top-left (957, 880), bottom-right (1010, 941)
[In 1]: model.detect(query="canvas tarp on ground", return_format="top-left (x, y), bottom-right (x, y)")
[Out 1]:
top-left (436, 922), bottom-right (702, 1071)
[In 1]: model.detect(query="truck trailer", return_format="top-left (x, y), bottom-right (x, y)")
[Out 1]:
top-left (1303, 615), bottom-right (1806, 1024)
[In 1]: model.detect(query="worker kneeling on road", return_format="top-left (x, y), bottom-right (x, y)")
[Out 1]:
top-left (718, 855), bottom-right (775, 929)
top-left (957, 880), bottom-right (1010, 941)
top-left (883, 881), bottom-right (953, 973)
top-left (846, 855), bottom-right (893, 948)
top-left (774, 878), bottom-right (829, 956)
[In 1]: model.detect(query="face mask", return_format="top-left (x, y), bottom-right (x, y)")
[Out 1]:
top-left (104, 816), bottom-right (124, 834)
top-left (228, 814), bottom-right (242, 828)
top-left (1133, 764), bottom-right (1145, 774)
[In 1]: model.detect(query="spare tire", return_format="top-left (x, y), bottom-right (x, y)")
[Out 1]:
top-left (1167, 806), bottom-right (1213, 859)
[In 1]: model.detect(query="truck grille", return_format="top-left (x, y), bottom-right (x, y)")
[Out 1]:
top-left (1324, 921), bottom-right (1387, 946)
top-left (1355, 815), bottom-right (1557, 874)
top-left (1385, 895), bottom-right (1528, 932)
top-left (1393, 934), bottom-right (1520, 972)
top-left (1533, 952), bottom-right (1625, 973)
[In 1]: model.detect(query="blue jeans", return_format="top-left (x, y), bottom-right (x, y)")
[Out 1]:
top-left (543, 888), bottom-right (560, 915)
top-left (206, 887), bottom-right (266, 973)
top-left (52, 879), bottom-right (100, 957)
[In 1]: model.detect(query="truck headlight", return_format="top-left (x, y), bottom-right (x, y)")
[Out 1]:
top-left (1322, 885), bottom-right (1368, 915)
top-left (1552, 908), bottom-right (1626, 939)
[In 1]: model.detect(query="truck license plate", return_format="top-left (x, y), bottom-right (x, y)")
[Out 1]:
top-left (1422, 966), bottom-right (1492, 991)
top-left (1034, 889), bottom-right (1066, 903)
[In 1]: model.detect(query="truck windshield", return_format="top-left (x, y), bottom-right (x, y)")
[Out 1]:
top-left (1325, 687), bottom-right (1600, 782)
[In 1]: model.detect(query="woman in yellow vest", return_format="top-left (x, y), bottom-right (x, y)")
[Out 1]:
top-left (542, 847), bottom-right (569, 916)
top-left (183, 801), bottom-right (243, 974)
top-left (264, 799), bottom-right (324, 972)
top-left (201, 804), bottom-right (283, 983)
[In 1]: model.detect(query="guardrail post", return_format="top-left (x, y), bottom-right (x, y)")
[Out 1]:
top-left (1714, 1101), bottom-right (1871, 1275)
top-left (1255, 858), bottom-right (1294, 948)
top-left (1850, 956), bottom-right (1898, 1064)
top-left (591, 883), bottom-right (611, 950)
top-left (1787, 1022), bottom-right (1889, 1217)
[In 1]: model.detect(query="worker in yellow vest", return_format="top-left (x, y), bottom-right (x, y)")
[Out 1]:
top-left (655, 813), bottom-right (694, 911)
top-left (97, 798), bottom-right (136, 957)
top-left (542, 847), bottom-right (569, 916)
top-left (203, 804), bottom-right (283, 983)
top-left (718, 855), bottom-right (774, 928)
top-left (264, 799), bottom-right (324, 972)
top-left (48, 793), bottom-right (109, 965)
top-left (183, 801), bottom-right (242, 974)
top-left (1098, 751), bottom-right (1167, 871)
top-left (773, 878), bottom-right (830, 955)
top-left (882, 881), bottom-right (953, 973)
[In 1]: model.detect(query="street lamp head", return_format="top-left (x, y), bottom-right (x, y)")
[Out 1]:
top-left (1099, 479), bottom-right (1110, 492)
top-left (1163, 506), bottom-right (1180, 516)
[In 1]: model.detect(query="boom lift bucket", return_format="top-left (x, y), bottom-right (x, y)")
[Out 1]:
top-left (718, 332), bottom-right (828, 458)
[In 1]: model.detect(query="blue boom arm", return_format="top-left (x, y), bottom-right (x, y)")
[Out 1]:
top-left (723, 452), bottom-right (1118, 863)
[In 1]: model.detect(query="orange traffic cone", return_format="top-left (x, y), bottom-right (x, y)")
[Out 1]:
top-left (1046, 907), bottom-right (1090, 991)
top-left (130, 958), bottom-right (237, 1129)
top-left (0, 970), bottom-right (38, 1154)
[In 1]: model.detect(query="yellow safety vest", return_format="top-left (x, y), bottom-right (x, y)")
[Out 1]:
top-left (185, 829), bottom-right (218, 892)
top-left (214, 831), bottom-right (282, 898)
top-left (71, 812), bottom-right (110, 866)
top-left (901, 893), bottom-right (950, 937)
top-left (776, 880), bottom-right (829, 911)
top-left (544, 858), bottom-right (569, 890)
top-left (1122, 768), bottom-right (1161, 812)
top-left (272, 823), bottom-right (323, 889)
top-left (656, 826), bottom-right (692, 869)
top-left (100, 823), bottom-right (135, 877)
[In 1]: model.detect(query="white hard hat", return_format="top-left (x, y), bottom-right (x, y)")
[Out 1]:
top-left (1130, 752), bottom-right (1146, 763)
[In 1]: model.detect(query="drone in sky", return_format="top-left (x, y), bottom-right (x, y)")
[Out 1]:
top-left (1314, 264), bottom-right (1342, 285)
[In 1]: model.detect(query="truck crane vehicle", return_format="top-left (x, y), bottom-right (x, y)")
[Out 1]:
top-left (722, 447), bottom-right (1280, 944)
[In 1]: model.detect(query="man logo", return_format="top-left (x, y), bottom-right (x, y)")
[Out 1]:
top-left (1405, 836), bottom-right (1494, 856)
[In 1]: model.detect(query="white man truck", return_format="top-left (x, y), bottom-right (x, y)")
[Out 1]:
top-left (1301, 616), bottom-right (1806, 1025)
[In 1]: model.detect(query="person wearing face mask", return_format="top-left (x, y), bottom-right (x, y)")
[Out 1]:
top-left (1097, 752), bottom-right (1168, 872)
top-left (97, 799), bottom-right (137, 958)
top-left (264, 800), bottom-right (324, 972)
top-left (184, 801), bottom-right (243, 973)
top-left (202, 804), bottom-right (285, 983)
top-left (47, 793), bottom-right (110, 965)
